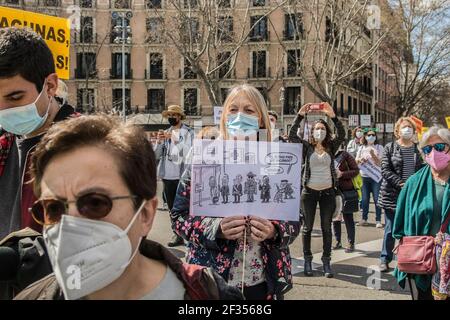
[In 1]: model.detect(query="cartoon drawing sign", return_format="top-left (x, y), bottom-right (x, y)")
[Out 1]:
top-left (190, 139), bottom-right (302, 221)
top-left (0, 6), bottom-right (71, 79)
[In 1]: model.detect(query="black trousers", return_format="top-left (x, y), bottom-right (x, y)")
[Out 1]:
top-left (408, 276), bottom-right (434, 300)
top-left (301, 187), bottom-right (336, 258)
top-left (332, 213), bottom-right (355, 245)
top-left (162, 179), bottom-right (180, 211)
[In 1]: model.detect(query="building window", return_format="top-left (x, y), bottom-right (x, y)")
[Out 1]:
top-left (76, 89), bottom-right (95, 113)
top-left (44, 0), bottom-right (60, 6)
top-left (284, 87), bottom-right (301, 115)
top-left (220, 88), bottom-right (229, 104)
top-left (5, 0), bottom-right (20, 4)
top-left (181, 17), bottom-right (199, 43)
top-left (250, 16), bottom-right (268, 41)
top-left (111, 53), bottom-right (131, 79)
top-left (114, 0), bottom-right (130, 9)
top-left (217, 16), bottom-right (233, 42)
top-left (146, 0), bottom-right (161, 8)
top-left (340, 93), bottom-right (344, 117)
top-left (145, 18), bottom-right (163, 43)
top-left (287, 49), bottom-right (301, 77)
top-left (184, 88), bottom-right (199, 115)
top-left (217, 51), bottom-right (231, 78)
top-left (76, 53), bottom-right (96, 79)
top-left (346, 96), bottom-right (351, 114)
top-left (217, 0), bottom-right (231, 7)
top-left (252, 51), bottom-right (266, 78)
top-left (80, 16), bottom-right (93, 43)
top-left (184, 58), bottom-right (197, 79)
top-left (325, 16), bottom-right (338, 44)
top-left (79, 0), bottom-right (92, 8)
top-left (112, 89), bottom-right (131, 114)
top-left (284, 14), bottom-right (303, 40)
top-left (149, 53), bottom-right (163, 79)
top-left (184, 0), bottom-right (198, 9)
top-left (111, 17), bottom-right (130, 44)
top-left (353, 98), bottom-right (357, 114)
top-left (252, 0), bottom-right (265, 6)
top-left (146, 89), bottom-right (165, 113)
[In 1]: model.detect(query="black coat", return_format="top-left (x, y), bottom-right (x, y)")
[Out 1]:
top-left (378, 141), bottom-right (424, 211)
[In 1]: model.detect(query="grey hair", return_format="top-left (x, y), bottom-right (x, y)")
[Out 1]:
top-left (419, 126), bottom-right (450, 149)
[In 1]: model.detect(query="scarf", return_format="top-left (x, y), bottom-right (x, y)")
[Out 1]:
top-left (0, 131), bottom-right (14, 176)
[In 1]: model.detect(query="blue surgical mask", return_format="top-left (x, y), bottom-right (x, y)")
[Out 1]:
top-left (226, 112), bottom-right (259, 137)
top-left (366, 136), bottom-right (376, 144)
top-left (0, 82), bottom-right (51, 136)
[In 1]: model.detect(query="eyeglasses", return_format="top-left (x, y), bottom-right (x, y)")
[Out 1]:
top-left (421, 143), bottom-right (449, 155)
top-left (367, 134), bottom-right (376, 137)
top-left (30, 193), bottom-right (138, 226)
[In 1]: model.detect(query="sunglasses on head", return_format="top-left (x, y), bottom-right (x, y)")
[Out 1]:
top-left (30, 192), bottom-right (138, 226)
top-left (421, 143), bottom-right (449, 155)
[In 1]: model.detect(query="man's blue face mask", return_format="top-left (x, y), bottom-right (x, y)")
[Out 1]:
top-left (226, 112), bottom-right (259, 137)
top-left (0, 81), bottom-right (51, 136)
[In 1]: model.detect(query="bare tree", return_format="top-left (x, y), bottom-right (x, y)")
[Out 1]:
top-left (384, 0), bottom-right (450, 116)
top-left (278, 0), bottom-right (387, 105)
top-left (148, 0), bottom-right (288, 109)
top-left (413, 79), bottom-right (450, 126)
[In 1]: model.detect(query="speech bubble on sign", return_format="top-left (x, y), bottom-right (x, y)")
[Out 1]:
top-left (265, 152), bottom-right (298, 174)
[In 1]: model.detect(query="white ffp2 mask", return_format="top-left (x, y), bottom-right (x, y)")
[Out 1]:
top-left (43, 201), bottom-right (146, 300)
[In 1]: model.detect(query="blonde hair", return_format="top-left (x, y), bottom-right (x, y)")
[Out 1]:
top-left (197, 126), bottom-right (219, 139)
top-left (219, 84), bottom-right (272, 141)
top-left (394, 117), bottom-right (416, 139)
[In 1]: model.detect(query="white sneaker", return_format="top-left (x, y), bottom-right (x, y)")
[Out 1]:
top-left (357, 220), bottom-right (368, 226)
top-left (376, 222), bottom-right (383, 228)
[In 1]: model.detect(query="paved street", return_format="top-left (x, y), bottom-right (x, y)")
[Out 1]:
top-left (148, 181), bottom-right (412, 300)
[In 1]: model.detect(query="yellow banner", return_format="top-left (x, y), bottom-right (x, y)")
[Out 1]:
top-left (446, 116), bottom-right (450, 129)
top-left (0, 6), bottom-right (70, 79)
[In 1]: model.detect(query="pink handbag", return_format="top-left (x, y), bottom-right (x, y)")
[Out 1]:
top-left (395, 214), bottom-right (450, 275)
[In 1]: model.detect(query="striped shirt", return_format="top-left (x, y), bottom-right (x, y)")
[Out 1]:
top-left (400, 145), bottom-right (416, 181)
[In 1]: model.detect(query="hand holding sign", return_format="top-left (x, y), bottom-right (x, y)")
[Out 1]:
top-left (219, 216), bottom-right (246, 240)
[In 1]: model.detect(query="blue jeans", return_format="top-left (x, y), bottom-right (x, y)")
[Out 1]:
top-left (361, 177), bottom-right (381, 222)
top-left (380, 209), bottom-right (396, 263)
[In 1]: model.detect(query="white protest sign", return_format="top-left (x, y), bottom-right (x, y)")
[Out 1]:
top-left (376, 123), bottom-right (384, 133)
top-left (361, 115), bottom-right (372, 127)
top-left (213, 106), bottom-right (223, 125)
top-left (359, 160), bottom-right (382, 183)
top-left (385, 123), bottom-right (394, 133)
top-left (190, 139), bottom-right (302, 221)
top-left (349, 115), bottom-right (359, 127)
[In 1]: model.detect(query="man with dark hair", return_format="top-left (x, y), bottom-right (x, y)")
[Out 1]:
top-left (268, 110), bottom-right (288, 142)
top-left (0, 27), bottom-right (78, 236)
top-left (0, 28), bottom-right (78, 299)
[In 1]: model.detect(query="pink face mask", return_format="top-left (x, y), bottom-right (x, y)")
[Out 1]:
top-left (425, 149), bottom-right (450, 171)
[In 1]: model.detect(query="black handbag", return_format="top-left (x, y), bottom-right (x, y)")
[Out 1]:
top-left (341, 189), bottom-right (359, 213)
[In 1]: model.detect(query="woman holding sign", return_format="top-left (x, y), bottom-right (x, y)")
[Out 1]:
top-left (355, 129), bottom-right (384, 228)
top-left (288, 102), bottom-right (346, 278)
top-left (171, 84), bottom-right (300, 300)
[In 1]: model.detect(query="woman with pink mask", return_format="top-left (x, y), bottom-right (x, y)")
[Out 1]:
top-left (393, 126), bottom-right (450, 300)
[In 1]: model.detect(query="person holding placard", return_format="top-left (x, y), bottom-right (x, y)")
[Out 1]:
top-left (170, 84), bottom-right (300, 300)
top-left (355, 129), bottom-right (384, 228)
top-left (288, 102), bottom-right (346, 278)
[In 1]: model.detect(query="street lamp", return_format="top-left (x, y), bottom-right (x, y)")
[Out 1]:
top-left (112, 11), bottom-right (133, 122)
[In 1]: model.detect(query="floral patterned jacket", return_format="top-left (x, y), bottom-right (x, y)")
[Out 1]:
top-left (171, 167), bottom-right (301, 300)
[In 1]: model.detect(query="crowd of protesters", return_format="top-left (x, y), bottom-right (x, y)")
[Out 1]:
top-left (0, 27), bottom-right (449, 301)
